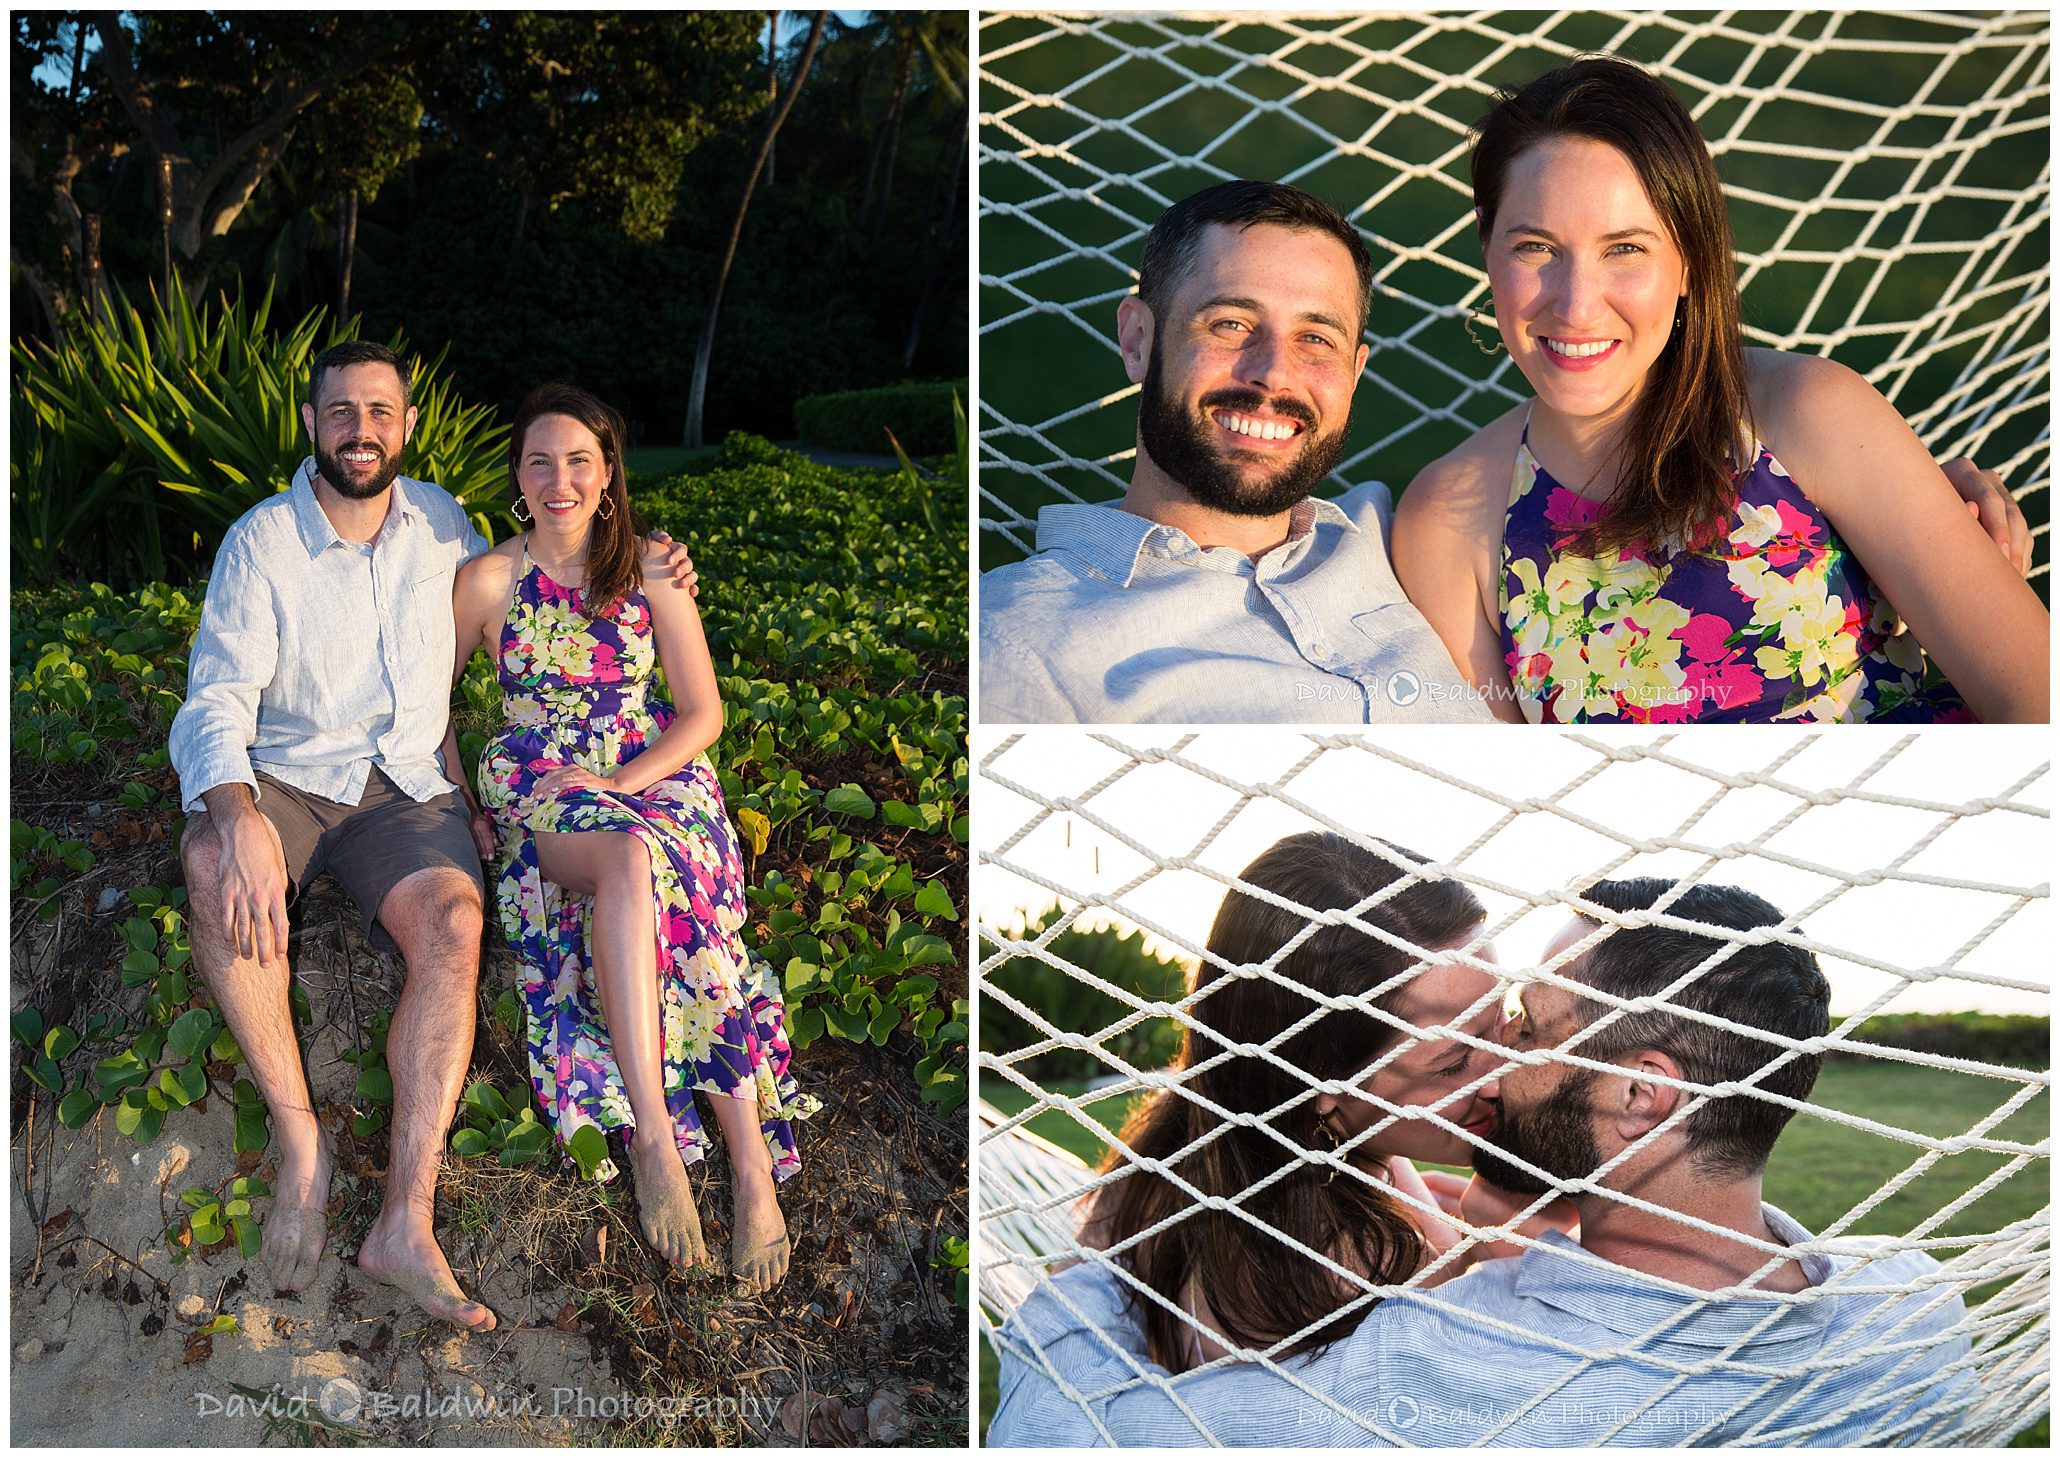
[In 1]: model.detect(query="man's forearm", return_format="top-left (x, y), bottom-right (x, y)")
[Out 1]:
top-left (438, 722), bottom-right (480, 812)
top-left (199, 781), bottom-right (260, 823)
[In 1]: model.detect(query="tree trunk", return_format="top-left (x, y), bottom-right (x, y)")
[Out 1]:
top-left (857, 40), bottom-right (912, 233)
top-left (92, 10), bottom-right (336, 260)
top-left (510, 183), bottom-right (531, 255)
top-left (683, 11), bottom-right (826, 449)
top-left (337, 187), bottom-right (359, 319)
top-left (902, 111), bottom-right (966, 369)
top-left (764, 13), bottom-right (779, 188)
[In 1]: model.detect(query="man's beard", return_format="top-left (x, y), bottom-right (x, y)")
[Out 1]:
top-left (1135, 340), bottom-right (1352, 518)
top-left (315, 439), bottom-right (402, 501)
top-left (1471, 1068), bottom-right (1604, 1195)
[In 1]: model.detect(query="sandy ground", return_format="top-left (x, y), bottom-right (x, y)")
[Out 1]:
top-left (9, 893), bottom-right (633, 1446)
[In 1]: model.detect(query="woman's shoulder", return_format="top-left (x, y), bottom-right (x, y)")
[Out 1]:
top-left (1397, 405), bottom-right (1526, 533)
top-left (456, 537), bottom-right (522, 595)
top-left (1746, 349), bottom-right (1890, 449)
top-left (636, 533), bottom-right (675, 573)
top-left (1745, 349), bottom-right (1907, 503)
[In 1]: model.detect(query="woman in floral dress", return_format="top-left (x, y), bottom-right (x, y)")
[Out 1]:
top-left (449, 383), bottom-right (815, 1289)
top-left (1392, 55), bottom-right (2047, 723)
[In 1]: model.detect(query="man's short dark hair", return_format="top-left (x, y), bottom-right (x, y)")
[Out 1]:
top-left (309, 340), bottom-right (412, 412)
top-left (1562, 878), bottom-right (1829, 1175)
top-left (1136, 180), bottom-right (1375, 332)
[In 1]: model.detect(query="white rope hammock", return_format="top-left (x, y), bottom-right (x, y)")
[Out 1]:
top-left (977, 10), bottom-right (2052, 581)
top-left (975, 731), bottom-right (2050, 1446)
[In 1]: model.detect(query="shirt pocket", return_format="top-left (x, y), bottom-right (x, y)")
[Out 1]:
top-left (400, 569), bottom-right (457, 711)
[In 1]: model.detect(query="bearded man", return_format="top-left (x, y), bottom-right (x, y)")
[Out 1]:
top-left (978, 180), bottom-right (1495, 724)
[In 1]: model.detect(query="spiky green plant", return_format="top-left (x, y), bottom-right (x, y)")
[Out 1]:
top-left (11, 276), bottom-right (515, 586)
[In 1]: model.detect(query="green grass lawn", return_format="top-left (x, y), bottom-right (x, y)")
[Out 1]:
top-left (622, 442), bottom-right (718, 483)
top-left (978, 1060), bottom-right (2049, 1443)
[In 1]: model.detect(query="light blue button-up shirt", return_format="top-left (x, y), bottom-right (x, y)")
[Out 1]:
top-left (987, 1206), bottom-right (1975, 1447)
top-left (978, 485), bottom-right (1493, 724)
top-left (169, 459), bottom-right (490, 813)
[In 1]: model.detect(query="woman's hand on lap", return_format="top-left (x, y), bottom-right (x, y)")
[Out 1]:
top-left (530, 764), bottom-right (616, 804)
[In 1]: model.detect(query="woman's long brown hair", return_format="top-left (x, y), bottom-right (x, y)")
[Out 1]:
top-left (510, 383), bottom-right (644, 618)
top-left (1088, 831), bottom-right (1486, 1369)
top-left (1472, 54), bottom-right (1754, 553)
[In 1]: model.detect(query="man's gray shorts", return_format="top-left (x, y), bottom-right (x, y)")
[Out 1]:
top-left (250, 768), bottom-right (485, 954)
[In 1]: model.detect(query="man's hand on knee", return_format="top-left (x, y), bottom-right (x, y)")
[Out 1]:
top-left (200, 785), bottom-right (291, 966)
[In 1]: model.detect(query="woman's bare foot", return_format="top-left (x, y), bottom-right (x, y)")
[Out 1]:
top-left (357, 1215), bottom-right (497, 1330)
top-left (263, 1126), bottom-right (334, 1291)
top-left (628, 1133), bottom-right (708, 1269)
top-left (731, 1167), bottom-right (789, 1292)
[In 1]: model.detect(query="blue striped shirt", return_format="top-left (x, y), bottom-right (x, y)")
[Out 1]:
top-left (979, 486), bottom-right (1493, 724)
top-left (987, 1206), bottom-right (1975, 1446)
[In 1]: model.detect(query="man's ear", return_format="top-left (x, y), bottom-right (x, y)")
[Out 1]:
top-left (1615, 1049), bottom-right (1685, 1142)
top-left (1116, 294), bottom-right (1153, 385)
top-left (401, 404), bottom-right (419, 449)
top-left (300, 401), bottom-right (316, 444)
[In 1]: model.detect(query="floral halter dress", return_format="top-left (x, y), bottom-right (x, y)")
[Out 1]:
top-left (1497, 409), bottom-right (1971, 723)
top-left (475, 549), bottom-right (818, 1182)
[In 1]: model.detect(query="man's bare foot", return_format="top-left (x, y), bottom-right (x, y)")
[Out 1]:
top-left (732, 1168), bottom-right (789, 1293)
top-left (264, 1128), bottom-right (334, 1291)
top-left (357, 1215), bottom-right (497, 1330)
top-left (628, 1132), bottom-right (708, 1269)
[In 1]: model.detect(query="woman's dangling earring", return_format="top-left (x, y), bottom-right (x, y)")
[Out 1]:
top-left (1465, 300), bottom-right (1504, 357)
top-left (1316, 1111), bottom-right (1344, 1182)
top-left (511, 494), bottom-right (533, 524)
top-left (597, 491), bottom-right (616, 522)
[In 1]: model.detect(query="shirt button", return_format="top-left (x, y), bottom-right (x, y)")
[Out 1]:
top-left (1308, 639), bottom-right (1332, 661)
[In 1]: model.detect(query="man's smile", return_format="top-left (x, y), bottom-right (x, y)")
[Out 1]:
top-left (1212, 408), bottom-right (1306, 443)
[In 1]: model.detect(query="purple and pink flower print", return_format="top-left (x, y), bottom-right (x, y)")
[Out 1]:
top-left (475, 553), bottom-right (819, 1183)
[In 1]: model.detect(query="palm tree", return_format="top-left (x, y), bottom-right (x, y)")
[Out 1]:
top-left (855, 12), bottom-right (966, 246)
top-left (681, 11), bottom-right (828, 449)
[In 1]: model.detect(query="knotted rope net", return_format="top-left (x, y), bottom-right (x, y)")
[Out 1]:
top-left (978, 10), bottom-right (2052, 584)
top-left (975, 730), bottom-right (2049, 1445)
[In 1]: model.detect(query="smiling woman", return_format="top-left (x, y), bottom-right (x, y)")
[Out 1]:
top-left (1391, 54), bottom-right (2050, 725)
top-left (450, 383), bottom-right (818, 1290)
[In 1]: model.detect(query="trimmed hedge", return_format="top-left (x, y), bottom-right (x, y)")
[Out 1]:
top-left (793, 379), bottom-right (966, 456)
top-left (1827, 1013), bottom-right (2048, 1070)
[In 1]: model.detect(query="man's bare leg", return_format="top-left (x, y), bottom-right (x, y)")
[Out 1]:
top-left (181, 814), bottom-right (332, 1291)
top-left (354, 866), bottom-right (496, 1331)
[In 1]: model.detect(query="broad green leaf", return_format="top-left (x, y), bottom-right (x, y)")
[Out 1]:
top-left (234, 1103), bottom-right (270, 1155)
top-left (566, 1123), bottom-right (608, 1180)
top-left (913, 880), bottom-right (958, 920)
top-left (57, 1087), bottom-right (97, 1127)
top-left (450, 1127), bottom-right (490, 1157)
top-left (822, 784), bottom-right (875, 819)
top-left (167, 1007), bottom-right (216, 1060)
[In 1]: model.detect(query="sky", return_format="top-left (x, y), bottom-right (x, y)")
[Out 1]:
top-left (974, 728), bottom-right (2052, 1019)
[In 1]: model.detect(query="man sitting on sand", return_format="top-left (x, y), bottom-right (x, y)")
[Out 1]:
top-left (987, 878), bottom-right (1975, 1445)
top-left (168, 341), bottom-right (693, 1328)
